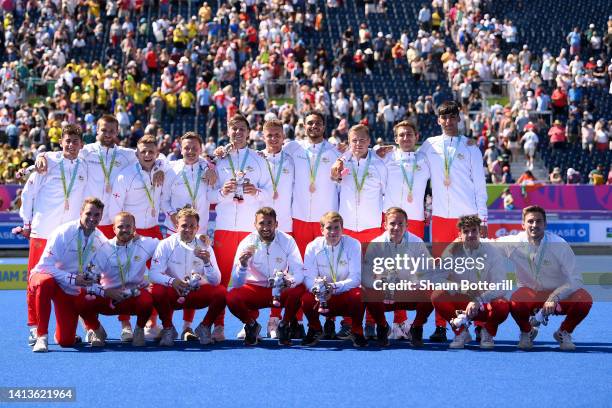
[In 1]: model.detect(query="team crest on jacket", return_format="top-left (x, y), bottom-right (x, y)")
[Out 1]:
top-left (79, 175), bottom-right (85, 180)
top-left (134, 255), bottom-right (141, 262)
top-left (246, 166), bottom-right (254, 172)
top-left (282, 168), bottom-right (290, 174)
top-left (275, 257), bottom-right (284, 264)
top-left (339, 259), bottom-right (347, 266)
top-left (321, 157), bottom-right (330, 163)
top-left (457, 153), bottom-right (465, 160)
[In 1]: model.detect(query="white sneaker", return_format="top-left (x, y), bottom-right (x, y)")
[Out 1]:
top-left (120, 325), bottom-right (134, 342)
top-left (32, 335), bottom-right (48, 353)
top-left (517, 331), bottom-right (534, 350)
top-left (236, 326), bottom-right (246, 340)
top-left (389, 322), bottom-right (411, 340)
top-left (195, 323), bottom-right (213, 345)
top-left (28, 327), bottom-right (37, 346)
top-left (159, 327), bottom-right (175, 347)
top-left (88, 328), bottom-right (106, 347)
top-left (449, 330), bottom-right (472, 349)
top-left (554, 329), bottom-right (576, 351)
top-left (267, 317), bottom-right (280, 339)
top-left (529, 326), bottom-right (539, 341)
top-left (144, 325), bottom-right (162, 341)
top-left (132, 327), bottom-right (145, 347)
top-left (212, 325), bottom-right (225, 342)
top-left (479, 327), bottom-right (495, 349)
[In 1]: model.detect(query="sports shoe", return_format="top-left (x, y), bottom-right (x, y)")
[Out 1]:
top-left (144, 325), bottom-right (162, 341)
top-left (389, 321), bottom-right (412, 340)
top-left (529, 326), bottom-right (539, 341)
top-left (236, 326), bottom-right (246, 340)
top-left (429, 326), bottom-right (447, 342)
top-left (182, 327), bottom-right (198, 342)
top-left (194, 323), bottom-right (213, 345)
top-left (302, 328), bottom-right (324, 346)
top-left (336, 324), bottom-right (353, 340)
top-left (212, 325), bottom-right (225, 342)
top-left (159, 327), bottom-right (175, 347)
top-left (88, 328), bottom-right (106, 347)
top-left (132, 327), bottom-right (145, 347)
top-left (376, 324), bottom-right (390, 347)
top-left (244, 321), bottom-right (261, 346)
top-left (33, 335), bottom-right (48, 353)
top-left (323, 318), bottom-right (336, 339)
top-left (28, 327), bottom-right (37, 346)
top-left (479, 327), bottom-right (494, 349)
top-left (277, 320), bottom-right (291, 346)
top-left (121, 325), bottom-right (134, 342)
top-left (267, 317), bottom-right (280, 339)
top-left (517, 331), bottom-right (534, 350)
top-left (351, 332), bottom-right (369, 348)
top-left (474, 325), bottom-right (482, 343)
top-left (290, 320), bottom-right (306, 339)
top-left (364, 323), bottom-right (376, 340)
top-left (409, 326), bottom-right (424, 348)
top-left (449, 330), bottom-right (472, 349)
top-left (554, 329), bottom-right (576, 351)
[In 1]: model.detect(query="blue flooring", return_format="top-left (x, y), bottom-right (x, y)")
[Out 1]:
top-left (0, 290), bottom-right (610, 408)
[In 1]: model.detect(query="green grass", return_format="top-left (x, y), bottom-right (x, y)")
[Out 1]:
top-left (487, 95), bottom-right (510, 107)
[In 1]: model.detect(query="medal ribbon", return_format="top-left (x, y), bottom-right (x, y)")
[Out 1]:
top-left (60, 158), bottom-right (80, 203)
top-left (306, 144), bottom-right (324, 186)
top-left (443, 136), bottom-right (462, 181)
top-left (115, 241), bottom-right (135, 288)
top-left (227, 148), bottom-right (250, 178)
top-left (135, 163), bottom-right (156, 211)
top-left (324, 240), bottom-right (344, 283)
top-left (77, 229), bottom-right (94, 275)
top-left (525, 235), bottom-right (547, 282)
top-left (181, 163), bottom-right (203, 206)
top-left (264, 151), bottom-right (285, 194)
top-left (399, 154), bottom-right (417, 195)
top-left (349, 151), bottom-right (372, 195)
top-left (98, 147), bottom-right (117, 188)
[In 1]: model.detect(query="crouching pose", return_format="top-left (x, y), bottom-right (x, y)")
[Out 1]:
top-left (363, 207), bottom-right (435, 347)
top-left (76, 212), bottom-right (157, 347)
top-left (498, 206), bottom-right (592, 351)
top-left (226, 207), bottom-right (305, 346)
top-left (29, 197), bottom-right (108, 352)
top-left (149, 208), bottom-right (226, 346)
top-left (301, 212), bottom-right (368, 347)
top-left (431, 215), bottom-right (510, 349)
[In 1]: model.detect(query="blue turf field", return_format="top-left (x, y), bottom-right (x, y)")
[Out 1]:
top-left (1, 290), bottom-right (610, 408)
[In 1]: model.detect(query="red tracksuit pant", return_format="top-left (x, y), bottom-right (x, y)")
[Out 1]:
top-left (510, 287), bottom-right (592, 333)
top-left (366, 291), bottom-right (435, 328)
top-left (28, 273), bottom-right (82, 346)
top-left (431, 290), bottom-right (510, 336)
top-left (151, 283), bottom-right (227, 329)
top-left (226, 283), bottom-right (305, 324)
top-left (27, 237), bottom-right (47, 327)
top-left (301, 288), bottom-right (366, 335)
top-left (77, 291), bottom-right (154, 330)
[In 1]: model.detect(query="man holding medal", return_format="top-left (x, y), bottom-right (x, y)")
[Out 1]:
top-left (419, 101), bottom-right (488, 342)
top-left (29, 198), bottom-right (108, 352)
top-left (75, 212), bottom-right (157, 347)
top-left (330, 124), bottom-right (387, 242)
top-left (282, 111), bottom-right (340, 257)
top-left (226, 207), bottom-right (304, 346)
top-left (497, 206), bottom-right (592, 351)
top-left (149, 208), bottom-right (226, 346)
top-left (301, 212), bottom-right (368, 347)
top-left (211, 114), bottom-right (273, 340)
top-left (19, 124), bottom-right (88, 346)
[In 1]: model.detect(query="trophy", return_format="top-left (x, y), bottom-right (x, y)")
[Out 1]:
top-left (381, 268), bottom-right (399, 304)
top-left (110, 287), bottom-right (142, 309)
top-left (529, 308), bottom-right (549, 328)
top-left (233, 171), bottom-right (249, 202)
top-left (312, 276), bottom-right (333, 314)
top-left (177, 271), bottom-right (203, 304)
top-left (83, 262), bottom-right (103, 300)
top-left (450, 310), bottom-right (472, 331)
top-left (269, 269), bottom-right (294, 307)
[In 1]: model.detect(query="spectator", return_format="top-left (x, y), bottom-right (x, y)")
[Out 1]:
top-left (549, 167), bottom-right (563, 184)
top-left (566, 168), bottom-right (582, 184)
top-left (588, 164), bottom-right (606, 185)
top-left (548, 119), bottom-right (568, 151)
top-left (516, 170), bottom-right (537, 185)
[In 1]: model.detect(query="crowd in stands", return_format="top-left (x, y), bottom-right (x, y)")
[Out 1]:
top-left (0, 0), bottom-right (610, 190)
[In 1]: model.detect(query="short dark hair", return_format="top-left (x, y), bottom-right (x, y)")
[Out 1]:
top-left (457, 215), bottom-right (482, 230)
top-left (305, 111), bottom-right (326, 125)
top-left (522, 205), bottom-right (547, 223)
top-left (82, 197), bottom-right (105, 211)
top-left (255, 206), bottom-right (277, 220)
top-left (180, 131), bottom-right (203, 145)
top-left (438, 100), bottom-right (460, 117)
top-left (62, 124), bottom-right (83, 140)
top-left (98, 114), bottom-right (119, 128)
top-left (228, 113), bottom-right (250, 130)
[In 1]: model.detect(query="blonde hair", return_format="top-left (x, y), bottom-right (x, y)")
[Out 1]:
top-left (320, 211), bottom-right (343, 227)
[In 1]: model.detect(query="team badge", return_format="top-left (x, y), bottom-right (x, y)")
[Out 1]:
top-left (276, 257), bottom-right (284, 264)
top-left (339, 260), bottom-right (347, 266)
top-left (246, 166), bottom-right (254, 172)
top-left (79, 175), bottom-right (85, 180)
top-left (282, 168), bottom-right (290, 174)
top-left (134, 255), bottom-right (141, 262)
top-left (321, 157), bottom-right (330, 163)
top-left (457, 153), bottom-right (465, 160)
